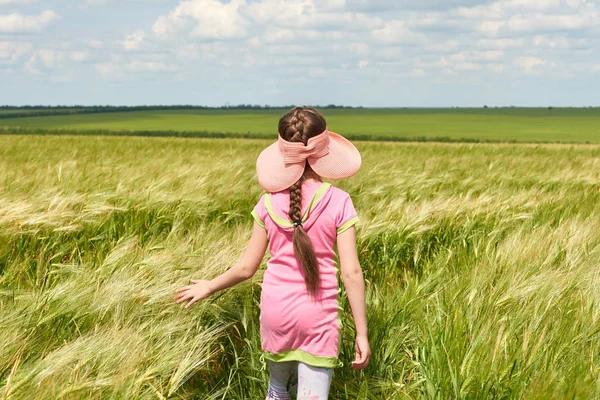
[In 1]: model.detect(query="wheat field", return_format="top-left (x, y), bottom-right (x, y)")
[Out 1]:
top-left (1, 134), bottom-right (599, 399)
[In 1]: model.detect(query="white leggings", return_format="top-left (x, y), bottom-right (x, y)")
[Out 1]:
top-left (266, 360), bottom-right (333, 400)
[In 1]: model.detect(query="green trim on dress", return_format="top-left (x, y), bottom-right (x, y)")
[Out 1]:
top-left (337, 216), bottom-right (359, 234)
top-left (264, 182), bottom-right (332, 228)
top-left (251, 209), bottom-right (265, 228)
top-left (263, 349), bottom-right (338, 369)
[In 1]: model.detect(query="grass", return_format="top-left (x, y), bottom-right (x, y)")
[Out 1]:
top-left (0, 134), bottom-right (599, 399)
top-left (1, 108), bottom-right (600, 143)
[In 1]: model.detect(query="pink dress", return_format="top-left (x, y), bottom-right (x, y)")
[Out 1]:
top-left (251, 180), bottom-right (359, 369)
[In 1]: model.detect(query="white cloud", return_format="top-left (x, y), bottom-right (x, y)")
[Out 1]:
top-left (23, 49), bottom-right (90, 74)
top-left (3, 0), bottom-right (600, 106)
top-left (84, 0), bottom-right (170, 5)
top-left (250, 6), bottom-right (382, 30)
top-left (153, 0), bottom-right (248, 40)
top-left (451, 50), bottom-right (504, 62)
top-left (531, 35), bottom-right (590, 49)
top-left (120, 30), bottom-right (145, 51)
top-left (455, 62), bottom-right (482, 70)
top-left (150, 0), bottom-right (381, 42)
top-left (477, 38), bottom-right (525, 49)
top-left (513, 56), bottom-right (551, 73)
top-left (94, 62), bottom-right (120, 78)
top-left (127, 60), bottom-right (175, 72)
top-left (87, 40), bottom-right (104, 48)
top-left (425, 40), bottom-right (460, 53)
top-left (415, 56), bottom-right (451, 69)
top-left (308, 66), bottom-right (326, 77)
top-left (372, 20), bottom-right (427, 44)
top-left (248, 37), bottom-right (261, 48)
top-left (456, 0), bottom-right (561, 19)
top-left (348, 42), bottom-right (369, 56)
top-left (0, 10), bottom-right (60, 33)
top-left (0, 41), bottom-right (33, 65)
top-left (477, 13), bottom-right (594, 36)
top-left (262, 27), bottom-right (296, 44)
top-left (0, 0), bottom-right (39, 4)
top-left (488, 64), bottom-right (505, 73)
top-left (24, 54), bottom-right (41, 74)
top-left (70, 51), bottom-right (89, 62)
top-left (37, 49), bottom-right (57, 68)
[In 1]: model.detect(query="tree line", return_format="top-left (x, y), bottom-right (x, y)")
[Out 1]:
top-left (0, 104), bottom-right (359, 119)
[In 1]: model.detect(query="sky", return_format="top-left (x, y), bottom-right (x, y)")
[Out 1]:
top-left (0, 0), bottom-right (599, 107)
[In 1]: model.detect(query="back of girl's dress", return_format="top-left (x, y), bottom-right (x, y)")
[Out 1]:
top-left (251, 180), bottom-right (359, 368)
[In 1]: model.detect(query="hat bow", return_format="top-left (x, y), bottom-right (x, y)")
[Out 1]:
top-left (277, 128), bottom-right (331, 166)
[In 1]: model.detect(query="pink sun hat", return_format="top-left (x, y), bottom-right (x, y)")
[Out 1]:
top-left (256, 128), bottom-right (361, 193)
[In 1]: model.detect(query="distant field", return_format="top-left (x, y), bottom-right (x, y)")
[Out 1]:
top-left (1, 108), bottom-right (600, 143)
top-left (0, 110), bottom-right (37, 114)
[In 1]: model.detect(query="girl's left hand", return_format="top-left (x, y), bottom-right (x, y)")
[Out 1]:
top-left (174, 279), bottom-right (214, 308)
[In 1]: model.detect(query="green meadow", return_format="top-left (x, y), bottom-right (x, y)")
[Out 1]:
top-left (1, 134), bottom-right (599, 399)
top-left (1, 107), bottom-right (600, 143)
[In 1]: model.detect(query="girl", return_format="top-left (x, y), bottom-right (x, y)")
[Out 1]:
top-left (174, 106), bottom-right (370, 399)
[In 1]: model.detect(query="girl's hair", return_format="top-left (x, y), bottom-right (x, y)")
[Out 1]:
top-left (278, 106), bottom-right (327, 297)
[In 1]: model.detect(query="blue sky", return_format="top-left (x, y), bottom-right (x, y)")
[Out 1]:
top-left (1, 0), bottom-right (599, 107)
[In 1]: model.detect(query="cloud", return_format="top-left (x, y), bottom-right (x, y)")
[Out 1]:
top-left (87, 40), bottom-right (104, 48)
top-left (455, 62), bottom-right (482, 70)
top-left (0, 0), bottom-right (38, 4)
top-left (0, 41), bottom-right (33, 65)
top-left (244, 0), bottom-right (382, 30)
top-left (477, 14), bottom-right (595, 36)
top-left (488, 63), bottom-right (505, 73)
top-left (513, 56), bottom-right (552, 73)
top-left (372, 20), bottom-right (427, 44)
top-left (4, 0), bottom-right (600, 106)
top-left (37, 49), bottom-right (57, 68)
top-left (23, 54), bottom-right (41, 74)
top-left (348, 42), bottom-right (369, 56)
top-left (476, 38), bottom-right (525, 49)
top-left (150, 0), bottom-right (382, 42)
top-left (70, 51), bottom-right (89, 62)
top-left (451, 50), bottom-right (504, 62)
top-left (94, 62), bottom-right (120, 78)
top-left (84, 0), bottom-right (170, 6)
top-left (127, 60), bottom-right (175, 72)
top-left (120, 30), bottom-right (145, 51)
top-left (0, 10), bottom-right (60, 33)
top-left (153, 0), bottom-right (248, 40)
top-left (456, 0), bottom-right (562, 19)
top-left (450, 0), bottom-right (600, 37)
top-left (23, 48), bottom-right (89, 74)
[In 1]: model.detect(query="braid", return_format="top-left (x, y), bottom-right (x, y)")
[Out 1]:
top-left (288, 178), bottom-right (303, 223)
top-left (277, 106), bottom-right (326, 297)
top-left (289, 176), bottom-right (320, 297)
top-left (287, 108), bottom-right (306, 144)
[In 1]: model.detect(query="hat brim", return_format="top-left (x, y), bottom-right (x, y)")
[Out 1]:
top-left (256, 131), bottom-right (361, 192)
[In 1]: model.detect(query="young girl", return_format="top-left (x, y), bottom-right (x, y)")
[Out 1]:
top-left (174, 106), bottom-right (370, 399)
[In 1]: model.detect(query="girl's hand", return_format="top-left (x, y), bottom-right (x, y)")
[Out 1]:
top-left (174, 279), bottom-right (214, 309)
top-left (350, 335), bottom-right (371, 370)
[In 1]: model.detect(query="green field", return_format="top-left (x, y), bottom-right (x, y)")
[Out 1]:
top-left (1, 108), bottom-right (600, 143)
top-left (1, 134), bottom-right (599, 399)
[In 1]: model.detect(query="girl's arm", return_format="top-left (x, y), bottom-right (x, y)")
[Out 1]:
top-left (174, 222), bottom-right (268, 308)
top-left (337, 225), bottom-right (371, 370)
